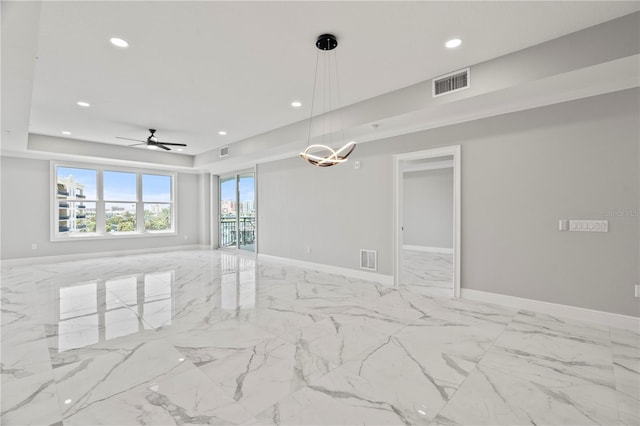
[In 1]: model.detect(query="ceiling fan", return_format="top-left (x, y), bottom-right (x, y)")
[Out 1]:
top-left (116, 129), bottom-right (187, 151)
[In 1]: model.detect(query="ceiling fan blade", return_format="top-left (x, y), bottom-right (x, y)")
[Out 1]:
top-left (156, 144), bottom-right (171, 151)
top-left (157, 141), bottom-right (187, 146)
top-left (128, 143), bottom-right (147, 147)
top-left (117, 136), bottom-right (146, 143)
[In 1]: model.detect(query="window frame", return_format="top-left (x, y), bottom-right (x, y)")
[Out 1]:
top-left (51, 161), bottom-right (177, 241)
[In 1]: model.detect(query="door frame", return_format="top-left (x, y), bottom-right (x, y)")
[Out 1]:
top-left (392, 145), bottom-right (461, 297)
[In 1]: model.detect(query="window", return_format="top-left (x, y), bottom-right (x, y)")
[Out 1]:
top-left (104, 171), bottom-right (137, 233)
top-left (52, 162), bottom-right (176, 240)
top-left (56, 167), bottom-right (97, 235)
top-left (143, 174), bottom-right (172, 232)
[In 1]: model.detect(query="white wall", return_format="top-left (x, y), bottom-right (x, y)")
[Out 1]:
top-left (0, 157), bottom-right (206, 259)
top-left (403, 168), bottom-right (453, 249)
top-left (257, 89), bottom-right (639, 317)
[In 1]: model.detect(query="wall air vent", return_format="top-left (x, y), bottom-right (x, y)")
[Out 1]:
top-left (360, 249), bottom-right (377, 271)
top-left (432, 68), bottom-right (470, 97)
top-left (220, 146), bottom-right (229, 158)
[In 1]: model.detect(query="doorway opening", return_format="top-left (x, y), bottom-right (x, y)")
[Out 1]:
top-left (393, 146), bottom-right (461, 297)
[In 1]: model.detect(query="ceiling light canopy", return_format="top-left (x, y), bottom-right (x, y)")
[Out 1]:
top-left (299, 33), bottom-right (356, 167)
top-left (445, 38), bottom-right (462, 49)
top-left (109, 37), bottom-right (129, 48)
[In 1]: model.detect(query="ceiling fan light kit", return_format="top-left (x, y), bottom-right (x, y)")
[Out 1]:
top-left (299, 33), bottom-right (356, 168)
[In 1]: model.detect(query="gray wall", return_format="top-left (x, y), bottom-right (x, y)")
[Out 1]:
top-left (0, 156), bottom-right (205, 259)
top-left (403, 168), bottom-right (453, 249)
top-left (258, 89), bottom-right (639, 317)
top-left (198, 172), bottom-right (212, 247)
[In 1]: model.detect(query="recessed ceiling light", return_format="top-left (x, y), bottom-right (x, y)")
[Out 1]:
top-left (445, 38), bottom-right (462, 49)
top-left (64, 399), bottom-right (72, 405)
top-left (61, 131), bottom-right (71, 135)
top-left (291, 101), bottom-right (302, 108)
top-left (110, 37), bottom-right (129, 48)
top-left (147, 145), bottom-right (158, 150)
top-left (176, 148), bottom-right (183, 152)
top-left (77, 101), bottom-right (90, 107)
top-left (218, 131), bottom-right (227, 136)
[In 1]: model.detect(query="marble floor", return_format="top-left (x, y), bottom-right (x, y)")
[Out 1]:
top-left (401, 249), bottom-right (453, 297)
top-left (1, 249), bottom-right (638, 425)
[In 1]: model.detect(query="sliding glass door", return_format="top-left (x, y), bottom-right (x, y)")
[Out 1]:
top-left (238, 172), bottom-right (256, 251)
top-left (219, 171), bottom-right (255, 252)
top-left (219, 176), bottom-right (237, 248)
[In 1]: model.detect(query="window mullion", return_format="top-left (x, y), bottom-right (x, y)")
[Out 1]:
top-left (136, 173), bottom-right (144, 233)
top-left (96, 168), bottom-right (105, 236)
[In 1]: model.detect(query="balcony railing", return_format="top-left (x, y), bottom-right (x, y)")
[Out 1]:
top-left (76, 194), bottom-right (86, 199)
top-left (57, 190), bottom-right (69, 196)
top-left (220, 216), bottom-right (255, 248)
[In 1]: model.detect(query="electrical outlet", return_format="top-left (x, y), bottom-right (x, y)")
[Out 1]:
top-left (31, 243), bottom-right (37, 250)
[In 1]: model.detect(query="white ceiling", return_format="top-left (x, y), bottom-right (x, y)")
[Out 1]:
top-left (17, 1), bottom-right (638, 158)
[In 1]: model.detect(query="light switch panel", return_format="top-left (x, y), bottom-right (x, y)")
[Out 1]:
top-left (569, 220), bottom-right (608, 232)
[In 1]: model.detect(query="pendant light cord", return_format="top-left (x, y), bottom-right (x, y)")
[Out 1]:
top-left (333, 51), bottom-right (346, 147)
top-left (305, 49), bottom-right (321, 149)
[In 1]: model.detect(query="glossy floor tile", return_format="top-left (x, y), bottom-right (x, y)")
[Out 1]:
top-left (401, 249), bottom-right (453, 297)
top-left (1, 249), bottom-right (638, 425)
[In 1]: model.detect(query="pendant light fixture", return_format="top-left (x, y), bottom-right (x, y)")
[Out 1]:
top-left (299, 34), bottom-right (356, 167)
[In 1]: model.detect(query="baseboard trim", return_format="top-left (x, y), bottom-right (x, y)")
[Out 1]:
top-left (403, 245), bottom-right (454, 254)
top-left (0, 245), bottom-right (209, 267)
top-left (258, 253), bottom-right (393, 286)
top-left (461, 288), bottom-right (640, 331)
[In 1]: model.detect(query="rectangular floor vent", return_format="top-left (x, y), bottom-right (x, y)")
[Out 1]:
top-left (360, 249), bottom-right (377, 271)
top-left (220, 146), bottom-right (229, 157)
top-left (433, 68), bottom-right (470, 97)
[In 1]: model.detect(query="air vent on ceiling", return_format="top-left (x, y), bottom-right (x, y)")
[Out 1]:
top-left (432, 68), bottom-right (470, 97)
top-left (360, 249), bottom-right (377, 271)
top-left (220, 146), bottom-right (229, 158)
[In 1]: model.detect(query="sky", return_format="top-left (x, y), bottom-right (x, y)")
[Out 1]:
top-left (221, 175), bottom-right (255, 204)
top-left (57, 167), bottom-right (171, 201)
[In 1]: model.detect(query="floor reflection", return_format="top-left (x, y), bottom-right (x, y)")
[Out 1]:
top-left (49, 254), bottom-right (259, 352)
top-left (52, 271), bottom-right (174, 352)
top-left (220, 252), bottom-right (256, 310)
